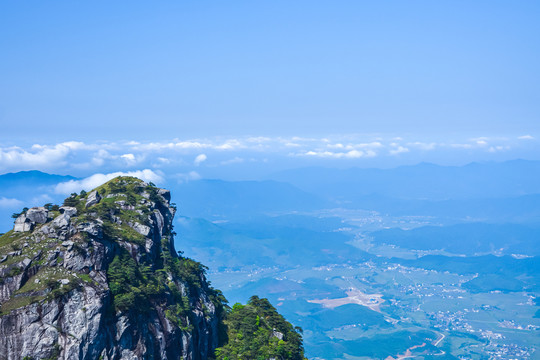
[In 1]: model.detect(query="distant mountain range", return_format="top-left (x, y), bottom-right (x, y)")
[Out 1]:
top-left (0, 171), bottom-right (77, 232)
top-left (0, 170), bottom-right (75, 192)
top-left (2, 160), bottom-right (540, 231)
top-left (169, 179), bottom-right (328, 220)
top-left (370, 222), bottom-right (540, 256)
top-left (269, 159), bottom-right (540, 200)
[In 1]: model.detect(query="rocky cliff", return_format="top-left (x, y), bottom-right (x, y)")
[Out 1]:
top-left (0, 177), bottom-right (226, 360)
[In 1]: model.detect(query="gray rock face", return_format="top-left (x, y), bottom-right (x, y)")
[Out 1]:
top-left (0, 178), bottom-right (222, 360)
top-left (52, 213), bottom-right (71, 228)
top-left (13, 207), bottom-right (49, 232)
top-left (86, 190), bottom-right (102, 208)
top-left (158, 188), bottom-right (171, 202)
top-left (25, 207), bottom-right (48, 224)
top-left (272, 329), bottom-right (284, 340)
top-left (60, 206), bottom-right (77, 217)
top-left (13, 215), bottom-right (32, 232)
top-left (131, 222), bottom-right (151, 237)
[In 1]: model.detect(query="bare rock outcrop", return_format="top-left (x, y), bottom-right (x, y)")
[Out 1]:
top-left (0, 177), bottom-right (225, 360)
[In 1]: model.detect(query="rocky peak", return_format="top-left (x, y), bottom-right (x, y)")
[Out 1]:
top-left (0, 176), bottom-right (225, 360)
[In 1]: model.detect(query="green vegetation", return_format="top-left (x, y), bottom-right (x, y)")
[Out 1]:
top-left (462, 274), bottom-right (526, 293)
top-left (62, 193), bottom-right (82, 208)
top-left (43, 344), bottom-right (61, 360)
top-left (106, 238), bottom-right (227, 325)
top-left (0, 295), bottom-right (44, 315)
top-left (107, 250), bottom-right (163, 312)
top-left (102, 222), bottom-right (146, 245)
top-left (45, 279), bottom-right (82, 302)
top-left (0, 268), bottom-right (93, 315)
top-left (77, 177), bottom-right (161, 244)
top-left (93, 176), bottom-right (155, 206)
top-left (339, 330), bottom-right (437, 359)
top-left (215, 296), bottom-right (306, 360)
top-left (11, 207), bottom-right (29, 219)
top-left (0, 230), bottom-right (26, 249)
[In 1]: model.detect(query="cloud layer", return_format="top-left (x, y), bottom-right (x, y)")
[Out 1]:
top-left (0, 197), bottom-right (24, 208)
top-left (54, 170), bottom-right (164, 195)
top-left (0, 134), bottom-right (537, 178)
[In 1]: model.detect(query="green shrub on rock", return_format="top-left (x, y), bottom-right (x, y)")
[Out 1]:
top-left (215, 296), bottom-right (307, 360)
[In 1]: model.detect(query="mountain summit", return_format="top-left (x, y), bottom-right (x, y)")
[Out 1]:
top-left (0, 177), bottom-right (306, 360)
top-left (0, 176), bottom-right (228, 359)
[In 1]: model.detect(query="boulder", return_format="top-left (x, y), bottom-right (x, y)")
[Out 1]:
top-left (26, 207), bottom-right (49, 224)
top-left (85, 191), bottom-right (102, 208)
top-left (52, 213), bottom-right (70, 228)
top-left (60, 206), bottom-right (77, 217)
top-left (14, 215), bottom-right (33, 232)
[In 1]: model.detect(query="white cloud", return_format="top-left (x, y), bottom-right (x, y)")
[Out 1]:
top-left (408, 142), bottom-right (437, 150)
top-left (0, 142), bottom-right (83, 170)
top-left (30, 141), bottom-right (86, 151)
top-left (476, 140), bottom-right (488, 146)
top-left (174, 141), bottom-right (207, 150)
top-left (1, 135), bottom-right (532, 175)
top-left (131, 141), bottom-right (205, 151)
top-left (450, 143), bottom-right (473, 149)
top-left (220, 157), bottom-right (245, 165)
top-left (326, 141), bottom-right (382, 151)
top-left (132, 139), bottom-right (245, 152)
top-left (364, 150), bottom-right (377, 157)
top-left (488, 145), bottom-right (510, 153)
top-left (194, 154), bottom-right (207, 166)
top-left (54, 169), bottom-right (164, 195)
top-left (246, 136), bottom-right (272, 143)
top-left (0, 197), bottom-right (24, 208)
top-left (302, 149), bottom-right (374, 159)
top-left (121, 153), bottom-right (137, 166)
top-left (389, 146), bottom-right (410, 155)
top-left (91, 149), bottom-right (111, 166)
top-left (326, 143), bottom-right (345, 149)
top-left (214, 139), bottom-right (243, 150)
top-left (355, 141), bottom-right (383, 149)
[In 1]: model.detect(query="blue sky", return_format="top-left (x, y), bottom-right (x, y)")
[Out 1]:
top-left (1, 1), bottom-right (539, 145)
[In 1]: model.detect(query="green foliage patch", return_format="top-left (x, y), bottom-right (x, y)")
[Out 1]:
top-left (215, 296), bottom-right (306, 360)
top-left (107, 250), bottom-right (163, 312)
